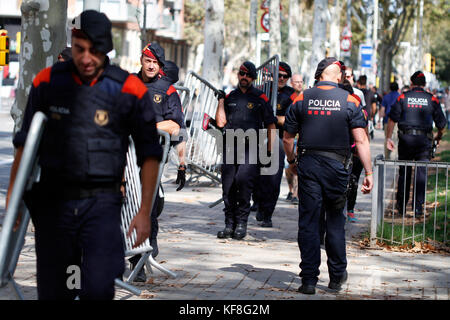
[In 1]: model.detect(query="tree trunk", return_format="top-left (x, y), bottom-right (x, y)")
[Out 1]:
top-left (287, 0), bottom-right (300, 72)
top-left (378, 42), bottom-right (393, 94)
top-left (269, 0), bottom-right (281, 59)
top-left (249, 0), bottom-right (258, 61)
top-left (83, 0), bottom-right (101, 11)
top-left (203, 0), bottom-right (224, 88)
top-left (12, 0), bottom-right (68, 133)
top-left (329, 0), bottom-right (342, 59)
top-left (308, 0), bottom-right (328, 86)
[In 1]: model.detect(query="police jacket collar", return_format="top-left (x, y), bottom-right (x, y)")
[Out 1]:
top-left (315, 81), bottom-right (339, 88)
top-left (71, 56), bottom-right (112, 85)
top-left (137, 69), bottom-right (159, 84)
top-left (238, 84), bottom-right (254, 94)
top-left (412, 86), bottom-right (425, 92)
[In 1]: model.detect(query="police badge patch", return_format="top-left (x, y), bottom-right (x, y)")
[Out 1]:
top-left (277, 104), bottom-right (281, 110)
top-left (94, 110), bottom-right (109, 126)
top-left (154, 94), bottom-right (162, 103)
top-left (247, 102), bottom-right (254, 109)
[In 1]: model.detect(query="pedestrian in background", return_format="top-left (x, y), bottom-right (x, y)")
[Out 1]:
top-left (380, 81), bottom-right (400, 160)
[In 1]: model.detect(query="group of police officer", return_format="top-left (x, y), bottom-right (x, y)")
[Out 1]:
top-left (5, 9), bottom-right (446, 299)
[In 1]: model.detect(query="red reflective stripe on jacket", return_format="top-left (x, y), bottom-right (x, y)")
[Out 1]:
top-left (32, 67), bottom-right (52, 88)
top-left (293, 93), bottom-right (304, 103)
top-left (347, 94), bottom-right (360, 107)
top-left (260, 93), bottom-right (269, 103)
top-left (166, 85), bottom-right (177, 96)
top-left (122, 75), bottom-right (148, 99)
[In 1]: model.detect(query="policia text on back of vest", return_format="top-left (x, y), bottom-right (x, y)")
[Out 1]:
top-left (0, 31), bottom-right (9, 66)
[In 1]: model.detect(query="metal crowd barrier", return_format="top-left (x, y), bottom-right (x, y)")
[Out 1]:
top-left (370, 155), bottom-right (449, 248)
top-left (254, 55), bottom-right (280, 114)
top-left (0, 112), bottom-right (172, 299)
top-left (121, 130), bottom-right (177, 285)
top-left (181, 71), bottom-right (223, 184)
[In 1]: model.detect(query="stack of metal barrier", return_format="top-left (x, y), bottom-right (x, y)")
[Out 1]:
top-left (254, 55), bottom-right (280, 115)
top-left (121, 131), bottom-right (177, 285)
top-left (181, 71), bottom-right (223, 184)
top-left (178, 56), bottom-right (280, 186)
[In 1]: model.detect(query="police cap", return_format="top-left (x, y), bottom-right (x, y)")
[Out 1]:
top-left (142, 42), bottom-right (166, 66)
top-left (411, 71), bottom-right (426, 87)
top-left (239, 61), bottom-right (257, 79)
top-left (72, 10), bottom-right (113, 54)
top-left (161, 60), bottom-right (179, 84)
top-left (279, 62), bottom-right (292, 78)
top-left (314, 57), bottom-right (344, 80)
top-left (59, 47), bottom-right (72, 61)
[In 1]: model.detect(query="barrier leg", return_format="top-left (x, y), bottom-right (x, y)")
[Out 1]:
top-left (115, 279), bottom-right (142, 296)
top-left (126, 252), bottom-right (151, 283)
top-left (208, 197), bottom-right (223, 208)
top-left (148, 255), bottom-right (177, 278)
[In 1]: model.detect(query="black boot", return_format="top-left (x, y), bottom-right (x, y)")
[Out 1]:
top-left (233, 223), bottom-right (247, 240)
top-left (261, 219), bottom-right (272, 228)
top-left (217, 226), bottom-right (234, 239)
top-left (255, 210), bottom-right (263, 221)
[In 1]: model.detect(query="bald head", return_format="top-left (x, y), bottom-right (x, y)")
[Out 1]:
top-left (320, 64), bottom-right (342, 83)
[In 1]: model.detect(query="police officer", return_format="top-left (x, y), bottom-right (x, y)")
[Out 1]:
top-left (253, 62), bottom-right (296, 226)
top-left (283, 57), bottom-right (373, 294)
top-left (6, 10), bottom-right (162, 300)
top-left (215, 61), bottom-right (277, 240)
top-left (386, 71), bottom-right (446, 217)
top-left (129, 43), bottom-right (186, 282)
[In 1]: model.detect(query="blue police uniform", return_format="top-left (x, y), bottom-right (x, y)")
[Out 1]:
top-left (220, 85), bottom-right (276, 238)
top-left (133, 68), bottom-right (184, 256)
top-left (389, 87), bottom-right (446, 215)
top-left (284, 81), bottom-right (367, 288)
top-left (13, 59), bottom-right (162, 300)
top-left (253, 85), bottom-right (297, 224)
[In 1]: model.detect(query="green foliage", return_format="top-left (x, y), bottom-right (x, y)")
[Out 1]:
top-left (427, 1), bottom-right (450, 85)
top-left (184, 0), bottom-right (205, 46)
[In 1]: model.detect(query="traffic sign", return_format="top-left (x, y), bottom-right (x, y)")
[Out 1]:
top-left (360, 44), bottom-right (374, 68)
top-left (342, 25), bottom-right (352, 38)
top-left (261, 12), bottom-right (269, 32)
top-left (260, 0), bottom-right (269, 10)
top-left (340, 36), bottom-right (352, 52)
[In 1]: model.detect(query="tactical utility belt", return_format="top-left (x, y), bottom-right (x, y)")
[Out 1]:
top-left (398, 129), bottom-right (432, 140)
top-left (300, 149), bottom-right (352, 170)
top-left (61, 182), bottom-right (121, 200)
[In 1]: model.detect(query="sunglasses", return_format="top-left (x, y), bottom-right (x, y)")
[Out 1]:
top-left (239, 71), bottom-right (252, 78)
top-left (279, 74), bottom-right (290, 79)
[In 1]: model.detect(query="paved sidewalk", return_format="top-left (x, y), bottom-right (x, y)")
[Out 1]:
top-left (0, 127), bottom-right (449, 300)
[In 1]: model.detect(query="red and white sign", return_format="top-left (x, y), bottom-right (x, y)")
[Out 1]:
top-left (260, 0), bottom-right (269, 10)
top-left (261, 12), bottom-right (269, 32)
top-left (340, 37), bottom-right (352, 52)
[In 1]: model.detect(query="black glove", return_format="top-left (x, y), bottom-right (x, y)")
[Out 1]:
top-left (215, 90), bottom-right (226, 101)
top-left (176, 164), bottom-right (186, 191)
